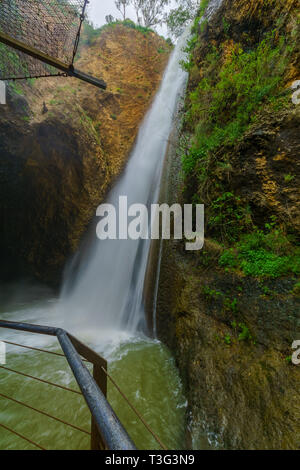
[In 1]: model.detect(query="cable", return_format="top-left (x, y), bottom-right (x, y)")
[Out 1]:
top-left (0, 392), bottom-right (90, 435)
top-left (0, 365), bottom-right (82, 395)
top-left (101, 366), bottom-right (168, 451)
top-left (0, 422), bottom-right (46, 450)
top-left (2, 340), bottom-right (90, 362)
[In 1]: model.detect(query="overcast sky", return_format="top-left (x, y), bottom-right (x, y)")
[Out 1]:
top-left (87, 0), bottom-right (175, 37)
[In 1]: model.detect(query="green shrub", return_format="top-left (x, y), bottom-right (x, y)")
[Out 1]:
top-left (224, 297), bottom-right (238, 313)
top-left (219, 249), bottom-right (238, 268)
top-left (224, 334), bottom-right (232, 345)
top-left (198, 0), bottom-right (210, 18)
top-left (238, 323), bottom-right (252, 342)
top-left (219, 230), bottom-right (300, 278)
top-left (292, 281), bottom-right (300, 296)
top-left (284, 174), bottom-right (295, 182)
top-left (157, 47), bottom-right (168, 54)
top-left (182, 33), bottom-right (293, 175)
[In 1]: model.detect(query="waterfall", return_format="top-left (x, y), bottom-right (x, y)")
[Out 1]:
top-left (204, 0), bottom-right (224, 21)
top-left (59, 1), bottom-right (225, 346)
top-left (59, 30), bottom-right (189, 342)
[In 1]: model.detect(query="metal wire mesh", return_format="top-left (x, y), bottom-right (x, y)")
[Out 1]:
top-left (0, 0), bottom-right (87, 79)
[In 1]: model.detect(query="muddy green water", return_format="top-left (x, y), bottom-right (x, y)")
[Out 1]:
top-left (0, 289), bottom-right (187, 450)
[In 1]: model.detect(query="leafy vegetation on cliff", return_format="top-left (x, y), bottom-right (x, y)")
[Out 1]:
top-left (219, 228), bottom-right (300, 278)
top-left (180, 0), bottom-right (300, 280)
top-left (182, 32), bottom-right (292, 174)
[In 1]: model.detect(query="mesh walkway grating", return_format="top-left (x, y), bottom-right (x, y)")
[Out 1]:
top-left (0, 0), bottom-right (86, 80)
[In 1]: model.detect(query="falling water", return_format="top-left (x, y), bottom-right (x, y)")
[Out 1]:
top-left (60, 30), bottom-right (189, 341)
top-left (204, 0), bottom-right (224, 20)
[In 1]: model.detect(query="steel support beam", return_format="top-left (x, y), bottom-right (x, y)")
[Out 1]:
top-left (0, 31), bottom-right (106, 90)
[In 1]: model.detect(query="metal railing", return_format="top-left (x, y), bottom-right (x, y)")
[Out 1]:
top-left (0, 319), bottom-right (136, 450)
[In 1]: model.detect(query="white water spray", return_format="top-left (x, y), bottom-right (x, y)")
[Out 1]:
top-left (59, 31), bottom-right (189, 342)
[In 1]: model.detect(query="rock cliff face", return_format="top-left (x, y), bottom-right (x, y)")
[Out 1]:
top-left (156, 0), bottom-right (300, 449)
top-left (0, 23), bottom-right (171, 284)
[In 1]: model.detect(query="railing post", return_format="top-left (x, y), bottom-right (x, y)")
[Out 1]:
top-left (91, 362), bottom-right (107, 450)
